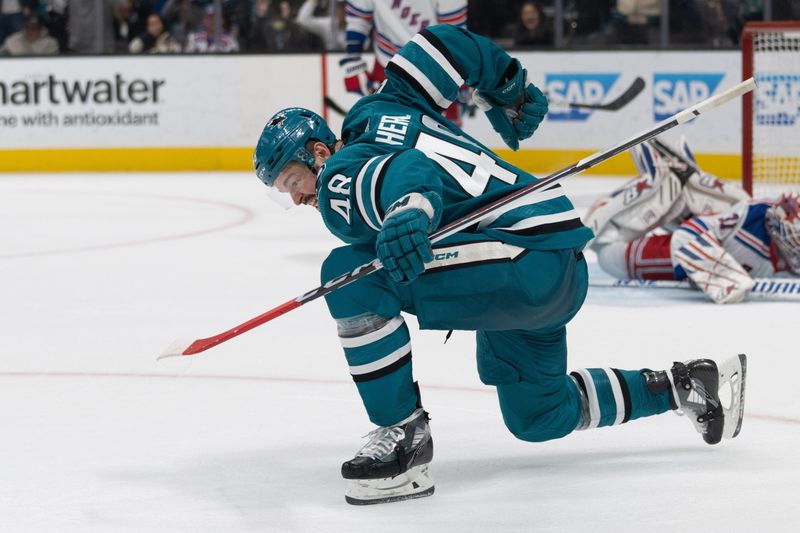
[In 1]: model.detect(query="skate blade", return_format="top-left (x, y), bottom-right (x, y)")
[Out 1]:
top-left (344, 464), bottom-right (434, 505)
top-left (718, 353), bottom-right (747, 440)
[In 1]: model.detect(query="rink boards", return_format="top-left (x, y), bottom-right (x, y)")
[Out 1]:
top-left (0, 51), bottom-right (751, 178)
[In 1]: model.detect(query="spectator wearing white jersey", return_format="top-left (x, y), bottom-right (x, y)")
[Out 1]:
top-left (295, 0), bottom-right (345, 50)
top-left (185, 3), bottom-right (239, 52)
top-left (340, 0), bottom-right (467, 96)
top-left (0, 14), bottom-right (58, 54)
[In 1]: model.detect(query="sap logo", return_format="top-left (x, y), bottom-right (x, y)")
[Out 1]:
top-left (755, 74), bottom-right (800, 126)
top-left (545, 73), bottom-right (620, 121)
top-left (433, 251), bottom-right (459, 261)
top-left (652, 73), bottom-right (724, 121)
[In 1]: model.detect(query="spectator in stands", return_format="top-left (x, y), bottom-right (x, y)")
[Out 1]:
top-left (228, 0), bottom-right (253, 52)
top-left (32, 0), bottom-right (69, 52)
top-left (185, 4), bottom-right (239, 52)
top-left (295, 0), bottom-right (345, 51)
top-left (0, 0), bottom-right (25, 47)
top-left (113, 0), bottom-right (152, 52)
top-left (68, 0), bottom-right (116, 53)
top-left (466, 0), bottom-right (512, 39)
top-left (249, 0), bottom-right (322, 52)
top-left (513, 1), bottom-right (552, 47)
top-left (129, 13), bottom-right (182, 52)
top-left (670, 0), bottom-right (735, 48)
top-left (0, 13), bottom-right (57, 54)
top-left (161, 0), bottom-right (205, 47)
top-left (611, 0), bottom-right (660, 45)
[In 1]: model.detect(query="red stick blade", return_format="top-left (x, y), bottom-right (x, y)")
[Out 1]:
top-left (157, 338), bottom-right (196, 360)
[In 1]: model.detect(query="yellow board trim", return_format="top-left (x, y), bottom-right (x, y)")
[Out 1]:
top-left (495, 148), bottom-right (742, 180)
top-left (0, 147), bottom-right (255, 172)
top-left (0, 146), bottom-right (742, 179)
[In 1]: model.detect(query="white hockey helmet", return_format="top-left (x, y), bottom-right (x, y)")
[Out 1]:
top-left (765, 193), bottom-right (800, 274)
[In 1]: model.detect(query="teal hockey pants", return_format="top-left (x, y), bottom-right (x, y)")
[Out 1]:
top-left (321, 238), bottom-right (671, 441)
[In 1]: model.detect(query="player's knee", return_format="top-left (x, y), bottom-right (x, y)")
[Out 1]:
top-left (502, 409), bottom-right (574, 443)
top-left (497, 383), bottom-right (578, 443)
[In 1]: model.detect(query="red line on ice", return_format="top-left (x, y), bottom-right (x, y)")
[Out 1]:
top-left (0, 189), bottom-right (256, 259)
top-left (1, 370), bottom-right (798, 426)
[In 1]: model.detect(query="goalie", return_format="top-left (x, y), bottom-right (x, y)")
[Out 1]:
top-left (585, 139), bottom-right (800, 304)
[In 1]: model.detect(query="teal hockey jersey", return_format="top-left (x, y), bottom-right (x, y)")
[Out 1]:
top-left (316, 24), bottom-right (593, 251)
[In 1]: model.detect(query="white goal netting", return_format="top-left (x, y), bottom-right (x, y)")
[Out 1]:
top-left (749, 26), bottom-right (800, 195)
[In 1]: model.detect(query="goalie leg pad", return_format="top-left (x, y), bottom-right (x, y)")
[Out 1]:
top-left (672, 228), bottom-right (755, 304)
top-left (345, 464), bottom-right (435, 505)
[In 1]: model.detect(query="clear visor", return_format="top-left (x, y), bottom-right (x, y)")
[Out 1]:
top-left (267, 186), bottom-right (295, 210)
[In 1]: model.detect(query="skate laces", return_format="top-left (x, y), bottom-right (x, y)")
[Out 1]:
top-left (357, 427), bottom-right (406, 460)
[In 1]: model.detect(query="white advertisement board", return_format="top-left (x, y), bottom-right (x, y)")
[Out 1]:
top-left (1, 50), bottom-right (742, 175)
top-left (324, 50), bottom-right (742, 176)
top-left (0, 55), bottom-right (320, 159)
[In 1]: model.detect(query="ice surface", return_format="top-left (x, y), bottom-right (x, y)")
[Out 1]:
top-left (1, 173), bottom-right (797, 532)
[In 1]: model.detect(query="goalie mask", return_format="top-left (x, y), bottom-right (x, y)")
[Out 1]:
top-left (253, 108), bottom-right (336, 188)
top-left (765, 193), bottom-right (800, 274)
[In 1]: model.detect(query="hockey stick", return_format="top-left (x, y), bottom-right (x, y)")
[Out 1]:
top-left (650, 137), bottom-right (701, 174)
top-left (323, 96), bottom-right (349, 116)
top-left (159, 77), bottom-right (755, 359)
top-left (324, 77), bottom-right (646, 117)
top-left (550, 76), bottom-right (646, 112)
top-left (590, 277), bottom-right (800, 301)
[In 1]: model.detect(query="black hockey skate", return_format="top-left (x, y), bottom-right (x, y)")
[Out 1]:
top-left (645, 354), bottom-right (747, 445)
top-left (342, 408), bottom-right (434, 505)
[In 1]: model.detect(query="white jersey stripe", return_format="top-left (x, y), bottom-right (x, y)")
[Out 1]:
top-left (577, 369), bottom-right (601, 429)
top-left (426, 241), bottom-right (526, 271)
top-left (411, 33), bottom-right (464, 87)
top-left (349, 342), bottom-right (411, 375)
top-left (477, 186), bottom-right (567, 229)
top-left (354, 155), bottom-right (383, 231)
top-left (494, 209), bottom-right (580, 232)
top-left (369, 155), bottom-right (390, 226)
top-left (604, 368), bottom-right (626, 426)
top-left (389, 54), bottom-right (452, 109)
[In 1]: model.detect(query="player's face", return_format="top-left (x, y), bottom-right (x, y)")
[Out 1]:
top-left (274, 162), bottom-right (319, 209)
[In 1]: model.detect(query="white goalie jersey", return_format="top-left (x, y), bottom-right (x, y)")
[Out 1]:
top-left (345, 0), bottom-right (468, 66)
top-left (671, 200), bottom-right (789, 279)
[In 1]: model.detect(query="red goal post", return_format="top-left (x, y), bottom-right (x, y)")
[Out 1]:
top-left (742, 21), bottom-right (800, 195)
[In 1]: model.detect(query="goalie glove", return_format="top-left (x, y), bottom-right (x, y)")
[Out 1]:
top-left (673, 229), bottom-right (755, 304)
top-left (376, 192), bottom-right (442, 284)
top-left (584, 143), bottom-right (683, 246)
top-left (472, 60), bottom-right (548, 150)
top-left (339, 56), bottom-right (375, 96)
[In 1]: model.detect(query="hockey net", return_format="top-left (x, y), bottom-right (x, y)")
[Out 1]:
top-left (742, 21), bottom-right (800, 196)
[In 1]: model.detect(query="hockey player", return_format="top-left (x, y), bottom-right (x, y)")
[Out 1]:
top-left (340, 0), bottom-right (468, 122)
top-left (253, 25), bottom-right (747, 505)
top-left (585, 139), bottom-right (799, 303)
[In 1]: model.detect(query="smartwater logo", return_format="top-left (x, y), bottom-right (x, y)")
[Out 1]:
top-left (755, 74), bottom-right (800, 126)
top-left (545, 73), bottom-right (620, 121)
top-left (652, 73), bottom-right (724, 121)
